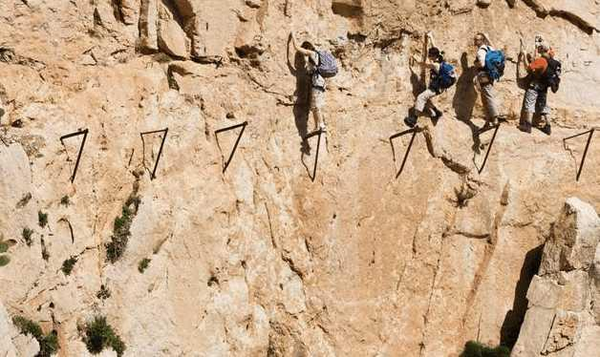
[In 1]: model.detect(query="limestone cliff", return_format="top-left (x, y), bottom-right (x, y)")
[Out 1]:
top-left (0, 0), bottom-right (599, 356)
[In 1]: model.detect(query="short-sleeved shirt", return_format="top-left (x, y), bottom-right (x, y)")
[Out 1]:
top-left (476, 45), bottom-right (492, 70)
top-left (528, 57), bottom-right (548, 77)
top-left (308, 51), bottom-right (325, 89)
top-left (428, 62), bottom-right (443, 92)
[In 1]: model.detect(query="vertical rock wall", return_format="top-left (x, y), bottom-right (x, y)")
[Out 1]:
top-left (0, 0), bottom-right (599, 356)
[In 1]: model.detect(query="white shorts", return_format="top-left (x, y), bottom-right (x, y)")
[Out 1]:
top-left (310, 87), bottom-right (325, 110)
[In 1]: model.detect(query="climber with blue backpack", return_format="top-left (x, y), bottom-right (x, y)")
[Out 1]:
top-left (291, 32), bottom-right (338, 133)
top-left (473, 32), bottom-right (505, 130)
top-left (404, 32), bottom-right (456, 128)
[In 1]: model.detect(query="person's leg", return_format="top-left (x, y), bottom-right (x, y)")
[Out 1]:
top-left (311, 108), bottom-right (322, 130)
top-left (480, 83), bottom-right (499, 125)
top-left (406, 89), bottom-right (436, 127)
top-left (310, 88), bottom-right (326, 131)
top-left (536, 89), bottom-right (551, 134)
top-left (519, 88), bottom-right (536, 133)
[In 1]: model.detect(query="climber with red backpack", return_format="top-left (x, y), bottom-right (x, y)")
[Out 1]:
top-left (404, 32), bottom-right (456, 128)
top-left (518, 38), bottom-right (560, 135)
top-left (473, 32), bottom-right (505, 131)
top-left (290, 32), bottom-right (338, 133)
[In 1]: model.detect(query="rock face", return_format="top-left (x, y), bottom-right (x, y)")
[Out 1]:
top-left (0, 0), bottom-right (599, 356)
top-left (513, 198), bottom-right (600, 357)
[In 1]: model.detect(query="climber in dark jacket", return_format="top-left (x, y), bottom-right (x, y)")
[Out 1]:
top-left (405, 33), bottom-right (451, 128)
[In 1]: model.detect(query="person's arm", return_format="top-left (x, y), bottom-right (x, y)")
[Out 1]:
top-left (411, 54), bottom-right (436, 70)
top-left (291, 32), bottom-right (314, 57)
top-left (426, 32), bottom-right (436, 50)
top-left (475, 47), bottom-right (486, 69)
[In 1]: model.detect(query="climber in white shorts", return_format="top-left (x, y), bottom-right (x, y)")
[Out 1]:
top-left (291, 33), bottom-right (328, 132)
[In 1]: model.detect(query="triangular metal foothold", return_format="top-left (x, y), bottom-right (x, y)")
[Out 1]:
top-left (563, 128), bottom-right (595, 181)
top-left (60, 128), bottom-right (89, 183)
top-left (140, 128), bottom-right (169, 180)
top-left (214, 121), bottom-right (248, 173)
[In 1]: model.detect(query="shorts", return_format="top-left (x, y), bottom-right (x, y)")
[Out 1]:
top-left (310, 86), bottom-right (325, 110)
top-left (522, 85), bottom-right (549, 115)
top-left (414, 88), bottom-right (438, 112)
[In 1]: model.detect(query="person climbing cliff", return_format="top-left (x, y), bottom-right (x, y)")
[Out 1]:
top-left (404, 32), bottom-right (456, 128)
top-left (473, 32), bottom-right (504, 130)
top-left (518, 40), bottom-right (557, 135)
top-left (290, 32), bottom-right (338, 133)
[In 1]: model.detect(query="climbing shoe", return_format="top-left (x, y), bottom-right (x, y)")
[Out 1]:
top-left (431, 108), bottom-right (443, 123)
top-left (404, 116), bottom-right (417, 128)
top-left (518, 122), bottom-right (532, 134)
top-left (540, 123), bottom-right (551, 135)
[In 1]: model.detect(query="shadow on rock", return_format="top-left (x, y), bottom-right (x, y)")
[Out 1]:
top-left (287, 34), bottom-right (311, 155)
top-left (500, 243), bottom-right (544, 349)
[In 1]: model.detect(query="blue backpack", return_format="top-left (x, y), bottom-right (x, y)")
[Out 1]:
top-left (316, 50), bottom-right (338, 78)
top-left (484, 47), bottom-right (505, 81)
top-left (438, 61), bottom-right (457, 89)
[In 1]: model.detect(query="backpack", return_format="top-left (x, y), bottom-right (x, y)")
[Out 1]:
top-left (316, 50), bottom-right (338, 78)
top-left (544, 57), bottom-right (561, 93)
top-left (438, 62), bottom-right (457, 89)
top-left (483, 47), bottom-right (505, 81)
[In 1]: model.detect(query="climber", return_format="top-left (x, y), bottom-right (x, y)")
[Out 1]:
top-left (404, 32), bottom-right (456, 128)
top-left (473, 32), bottom-right (504, 130)
top-left (290, 32), bottom-right (338, 133)
top-left (518, 41), bottom-right (557, 135)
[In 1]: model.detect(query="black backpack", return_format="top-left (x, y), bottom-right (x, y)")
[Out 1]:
top-left (544, 57), bottom-right (561, 93)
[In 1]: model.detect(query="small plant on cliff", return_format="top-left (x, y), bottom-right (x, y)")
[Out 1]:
top-left (460, 341), bottom-right (510, 357)
top-left (22, 227), bottom-right (34, 246)
top-left (0, 255), bottom-right (10, 267)
top-left (452, 183), bottom-right (477, 208)
top-left (96, 284), bottom-right (111, 300)
top-left (105, 194), bottom-right (141, 263)
top-left (38, 210), bottom-right (48, 228)
top-left (81, 316), bottom-right (126, 357)
top-left (12, 316), bottom-right (59, 356)
top-left (61, 256), bottom-right (77, 275)
top-left (60, 195), bottom-right (70, 206)
top-left (138, 258), bottom-right (151, 273)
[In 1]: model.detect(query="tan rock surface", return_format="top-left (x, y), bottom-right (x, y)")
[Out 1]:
top-left (0, 0), bottom-right (599, 356)
top-left (513, 198), bottom-right (600, 357)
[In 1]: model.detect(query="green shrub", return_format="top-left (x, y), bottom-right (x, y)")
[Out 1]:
top-left (0, 255), bottom-right (10, 267)
top-left (60, 195), bottom-right (70, 206)
top-left (0, 241), bottom-right (8, 253)
top-left (12, 316), bottom-right (59, 356)
top-left (138, 258), bottom-right (151, 273)
top-left (105, 194), bottom-right (140, 263)
top-left (61, 257), bottom-right (77, 275)
top-left (38, 211), bottom-right (48, 228)
top-left (460, 341), bottom-right (510, 357)
top-left (22, 228), bottom-right (34, 246)
top-left (82, 316), bottom-right (126, 357)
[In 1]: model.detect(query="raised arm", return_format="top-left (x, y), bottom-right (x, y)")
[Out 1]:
top-left (291, 32), bottom-right (315, 57)
top-left (426, 32), bottom-right (436, 50)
